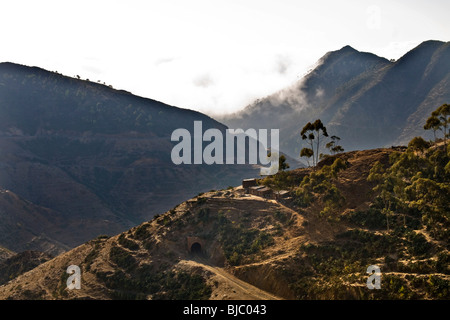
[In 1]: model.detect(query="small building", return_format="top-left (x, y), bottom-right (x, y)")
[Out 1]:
top-left (248, 185), bottom-right (265, 195)
top-left (248, 185), bottom-right (273, 198)
top-left (242, 178), bottom-right (257, 189)
top-left (256, 187), bottom-right (272, 198)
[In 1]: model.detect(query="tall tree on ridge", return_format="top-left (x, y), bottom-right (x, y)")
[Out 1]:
top-left (300, 119), bottom-right (328, 167)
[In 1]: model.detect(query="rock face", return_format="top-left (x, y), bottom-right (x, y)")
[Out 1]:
top-left (219, 40), bottom-right (450, 157)
top-left (0, 62), bottom-right (258, 254)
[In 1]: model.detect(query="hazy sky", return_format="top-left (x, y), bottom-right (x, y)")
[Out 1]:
top-left (1, 0), bottom-right (449, 115)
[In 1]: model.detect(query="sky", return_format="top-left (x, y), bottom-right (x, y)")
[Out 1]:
top-left (0, 0), bottom-right (449, 116)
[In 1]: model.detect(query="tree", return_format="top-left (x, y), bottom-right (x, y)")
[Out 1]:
top-left (326, 135), bottom-right (345, 155)
top-left (424, 115), bottom-right (441, 142)
top-left (431, 103), bottom-right (450, 146)
top-left (279, 155), bottom-right (290, 171)
top-left (300, 119), bottom-right (328, 167)
top-left (367, 161), bottom-right (406, 231)
top-left (407, 136), bottom-right (430, 155)
top-left (332, 145), bottom-right (344, 154)
top-left (300, 147), bottom-right (314, 167)
top-left (267, 153), bottom-right (290, 171)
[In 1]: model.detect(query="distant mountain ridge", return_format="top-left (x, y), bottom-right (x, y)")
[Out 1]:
top-left (219, 40), bottom-right (450, 158)
top-left (0, 62), bottom-right (257, 254)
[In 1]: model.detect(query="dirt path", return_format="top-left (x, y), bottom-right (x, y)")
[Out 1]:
top-left (178, 258), bottom-right (283, 300)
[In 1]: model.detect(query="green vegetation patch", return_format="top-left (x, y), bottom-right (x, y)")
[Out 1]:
top-left (96, 266), bottom-right (212, 300)
top-left (118, 234), bottom-right (140, 251)
top-left (217, 215), bottom-right (274, 266)
top-left (109, 246), bottom-right (137, 271)
top-left (294, 158), bottom-right (347, 213)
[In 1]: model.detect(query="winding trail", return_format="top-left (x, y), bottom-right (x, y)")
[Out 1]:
top-left (180, 257), bottom-right (283, 300)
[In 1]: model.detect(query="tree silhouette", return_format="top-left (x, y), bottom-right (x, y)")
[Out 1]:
top-left (424, 115), bottom-right (441, 142)
top-left (300, 148), bottom-right (314, 167)
top-left (407, 136), bottom-right (430, 155)
top-left (326, 135), bottom-right (345, 155)
top-left (300, 119), bottom-right (328, 167)
top-left (279, 155), bottom-right (290, 171)
top-left (431, 103), bottom-right (450, 146)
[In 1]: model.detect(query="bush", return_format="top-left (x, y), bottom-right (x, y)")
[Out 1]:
top-left (345, 208), bottom-right (386, 229)
top-left (96, 266), bottom-right (212, 300)
top-left (133, 224), bottom-right (151, 240)
top-left (218, 217), bottom-right (274, 266)
top-left (382, 275), bottom-right (414, 299)
top-left (425, 275), bottom-right (449, 299)
top-left (83, 244), bottom-right (100, 271)
top-left (274, 210), bottom-right (288, 224)
top-left (294, 159), bottom-right (346, 213)
top-left (109, 246), bottom-right (137, 271)
top-left (118, 234), bottom-right (140, 251)
top-left (407, 232), bottom-right (432, 257)
top-left (197, 208), bottom-right (210, 223)
top-left (436, 253), bottom-right (450, 274)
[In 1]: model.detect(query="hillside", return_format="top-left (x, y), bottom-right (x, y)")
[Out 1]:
top-left (219, 40), bottom-right (450, 157)
top-left (0, 62), bottom-right (258, 253)
top-left (0, 188), bottom-right (71, 255)
top-left (1, 141), bottom-right (448, 300)
top-left (0, 246), bottom-right (14, 263)
top-left (0, 251), bottom-right (53, 286)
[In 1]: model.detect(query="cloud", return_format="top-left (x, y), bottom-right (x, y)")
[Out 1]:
top-left (315, 87), bottom-right (324, 98)
top-left (274, 54), bottom-right (292, 75)
top-left (82, 64), bottom-right (103, 75)
top-left (193, 74), bottom-right (214, 88)
top-left (374, 40), bottom-right (422, 60)
top-left (154, 57), bottom-right (178, 66)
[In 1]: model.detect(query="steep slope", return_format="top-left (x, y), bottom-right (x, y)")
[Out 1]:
top-left (0, 251), bottom-right (53, 286)
top-left (1, 143), bottom-right (448, 300)
top-left (220, 40), bottom-right (450, 157)
top-left (0, 191), bottom-right (292, 300)
top-left (0, 188), bottom-right (70, 255)
top-left (0, 246), bottom-right (14, 263)
top-left (0, 62), bottom-right (258, 253)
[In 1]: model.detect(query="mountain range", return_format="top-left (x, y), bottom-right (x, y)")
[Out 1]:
top-left (0, 40), bottom-right (449, 301)
top-left (219, 40), bottom-right (450, 158)
top-left (0, 63), bottom-right (258, 254)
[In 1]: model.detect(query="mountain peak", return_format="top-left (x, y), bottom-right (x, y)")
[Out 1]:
top-left (339, 45), bottom-right (358, 52)
top-left (406, 40), bottom-right (447, 54)
top-left (395, 39), bottom-right (448, 66)
top-left (418, 39), bottom-right (446, 47)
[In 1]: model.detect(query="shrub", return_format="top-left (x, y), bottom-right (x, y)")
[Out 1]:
top-left (118, 234), bottom-right (140, 251)
top-left (109, 246), bottom-right (137, 271)
top-left (196, 197), bottom-right (207, 205)
top-left (133, 224), bottom-right (151, 240)
top-left (83, 244), bottom-right (101, 271)
top-left (274, 210), bottom-right (288, 224)
top-left (97, 267), bottom-right (212, 300)
top-left (407, 232), bottom-right (432, 257)
top-left (197, 208), bottom-right (210, 223)
top-left (345, 208), bottom-right (386, 229)
top-left (425, 275), bottom-right (449, 299)
top-left (436, 253), bottom-right (450, 274)
top-left (218, 217), bottom-right (274, 266)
